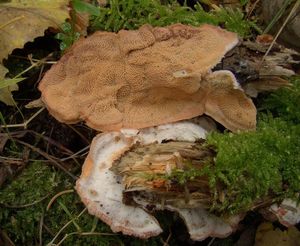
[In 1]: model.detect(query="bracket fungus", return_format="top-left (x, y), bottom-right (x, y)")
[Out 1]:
top-left (39, 23), bottom-right (256, 132)
top-left (75, 121), bottom-right (242, 240)
top-left (39, 23), bottom-right (260, 241)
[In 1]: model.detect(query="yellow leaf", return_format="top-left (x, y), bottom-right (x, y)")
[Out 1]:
top-left (0, 0), bottom-right (70, 60)
top-left (0, 84), bottom-right (18, 106)
top-left (0, 64), bottom-right (18, 106)
top-left (0, 64), bottom-right (8, 79)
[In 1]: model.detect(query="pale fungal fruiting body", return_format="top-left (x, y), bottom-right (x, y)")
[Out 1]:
top-left (76, 121), bottom-right (242, 240)
top-left (75, 131), bottom-right (162, 238)
top-left (39, 23), bottom-right (256, 132)
top-left (270, 199), bottom-right (300, 227)
top-left (41, 23), bottom-right (258, 240)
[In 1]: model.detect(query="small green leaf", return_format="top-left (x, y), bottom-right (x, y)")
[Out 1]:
top-left (72, 0), bottom-right (100, 16)
top-left (240, 0), bottom-right (249, 6)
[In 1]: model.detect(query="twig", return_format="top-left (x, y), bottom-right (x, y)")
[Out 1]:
top-left (246, 0), bottom-right (261, 18)
top-left (43, 224), bottom-right (55, 237)
top-left (60, 145), bottom-right (89, 162)
top-left (0, 107), bottom-right (45, 129)
top-left (1, 129), bottom-right (74, 155)
top-left (67, 124), bottom-right (91, 145)
top-left (208, 237), bottom-right (216, 246)
top-left (14, 139), bottom-right (77, 180)
top-left (161, 231), bottom-right (172, 246)
top-left (261, 0), bottom-right (300, 63)
top-left (28, 130), bottom-right (74, 155)
top-left (9, 55), bottom-right (57, 64)
top-left (46, 126), bottom-right (54, 154)
top-left (47, 189), bottom-right (74, 211)
top-left (13, 58), bottom-right (44, 79)
top-left (0, 230), bottom-right (15, 246)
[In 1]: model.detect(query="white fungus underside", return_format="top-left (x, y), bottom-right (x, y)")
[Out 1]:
top-left (270, 199), bottom-right (300, 227)
top-left (76, 121), bottom-right (240, 239)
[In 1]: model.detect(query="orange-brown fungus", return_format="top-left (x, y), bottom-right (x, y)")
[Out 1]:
top-left (39, 23), bottom-right (256, 132)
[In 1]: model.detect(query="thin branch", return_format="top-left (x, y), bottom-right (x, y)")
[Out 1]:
top-left (9, 54), bottom-right (57, 64)
top-left (246, 0), bottom-right (261, 18)
top-left (14, 139), bottom-right (77, 180)
top-left (161, 231), bottom-right (172, 246)
top-left (67, 124), bottom-right (91, 145)
top-left (0, 107), bottom-right (45, 129)
top-left (208, 237), bottom-right (216, 246)
top-left (60, 145), bottom-right (89, 162)
top-left (47, 189), bottom-right (74, 211)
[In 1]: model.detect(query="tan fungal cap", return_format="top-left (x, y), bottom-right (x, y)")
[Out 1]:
top-left (204, 70), bottom-right (256, 131)
top-left (38, 24), bottom-right (248, 132)
top-left (76, 121), bottom-right (242, 239)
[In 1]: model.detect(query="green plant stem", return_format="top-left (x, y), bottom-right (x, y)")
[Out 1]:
top-left (58, 200), bottom-right (82, 232)
top-left (263, 0), bottom-right (293, 34)
top-left (0, 107), bottom-right (45, 129)
top-left (47, 208), bottom-right (87, 246)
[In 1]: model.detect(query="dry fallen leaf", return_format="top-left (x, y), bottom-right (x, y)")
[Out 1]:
top-left (0, 64), bottom-right (18, 106)
top-left (0, 0), bottom-right (70, 105)
top-left (0, 65), bottom-right (8, 79)
top-left (0, 0), bottom-right (70, 61)
top-left (0, 84), bottom-right (18, 106)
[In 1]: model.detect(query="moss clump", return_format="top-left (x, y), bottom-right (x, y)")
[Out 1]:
top-left (205, 76), bottom-right (300, 214)
top-left (0, 161), bottom-right (62, 243)
top-left (260, 77), bottom-right (300, 124)
top-left (89, 0), bottom-right (257, 37)
top-left (0, 161), bottom-right (141, 245)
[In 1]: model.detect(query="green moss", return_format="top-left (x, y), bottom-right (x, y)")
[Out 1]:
top-left (58, 0), bottom-right (259, 51)
top-left (0, 162), bottom-right (61, 244)
top-left (0, 161), bottom-right (162, 245)
top-left (260, 77), bottom-right (300, 124)
top-left (89, 0), bottom-right (258, 37)
top-left (55, 22), bottom-right (80, 51)
top-left (205, 76), bottom-right (300, 214)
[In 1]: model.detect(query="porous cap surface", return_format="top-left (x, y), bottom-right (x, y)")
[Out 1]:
top-left (39, 24), bottom-right (244, 131)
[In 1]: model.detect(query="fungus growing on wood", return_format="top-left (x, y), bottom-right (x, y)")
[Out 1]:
top-left (75, 121), bottom-right (242, 240)
top-left (39, 23), bottom-right (256, 132)
top-left (270, 199), bottom-right (300, 227)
